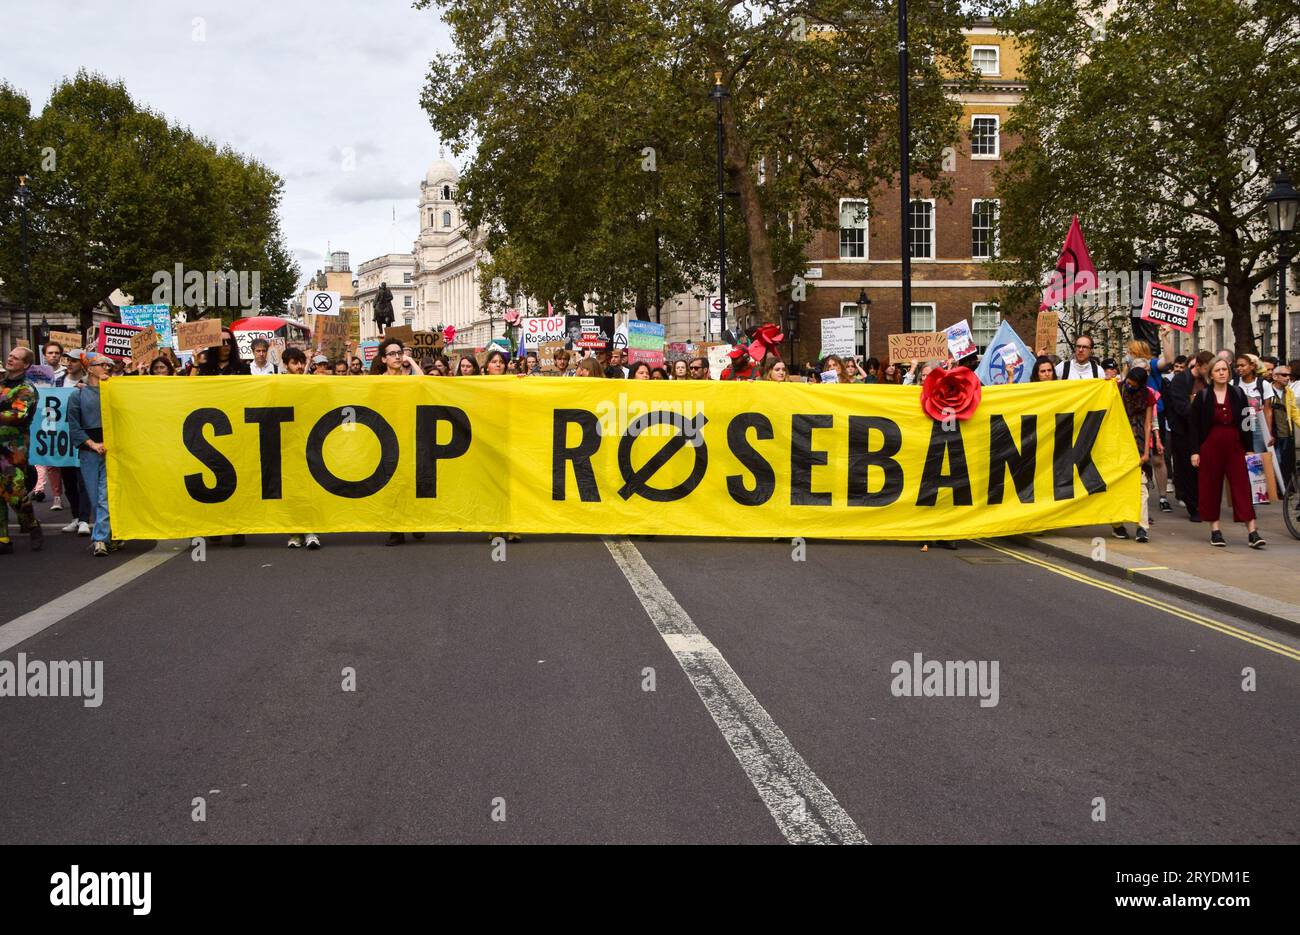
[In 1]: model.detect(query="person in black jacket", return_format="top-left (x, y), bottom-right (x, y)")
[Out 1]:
top-left (1165, 350), bottom-right (1212, 521)
top-left (1188, 359), bottom-right (1264, 548)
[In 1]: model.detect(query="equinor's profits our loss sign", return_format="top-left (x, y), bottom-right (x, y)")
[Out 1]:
top-left (102, 379), bottom-right (1139, 540)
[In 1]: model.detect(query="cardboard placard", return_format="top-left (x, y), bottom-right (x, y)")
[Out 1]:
top-left (539, 340), bottom-right (565, 373)
top-left (315, 317), bottom-right (349, 358)
top-left (384, 324), bottom-right (414, 344)
top-left (1034, 310), bottom-right (1059, 354)
top-left (410, 331), bottom-right (444, 355)
top-left (887, 331), bottom-right (949, 364)
top-left (48, 330), bottom-right (83, 350)
top-left (15, 338), bottom-right (30, 349)
top-left (130, 326), bottom-right (160, 369)
top-left (1140, 281), bottom-right (1198, 333)
top-left (176, 318), bottom-right (223, 351)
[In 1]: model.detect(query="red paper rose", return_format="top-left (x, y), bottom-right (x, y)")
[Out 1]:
top-left (443, 325), bottom-right (456, 345)
top-left (504, 308), bottom-right (520, 325)
top-left (747, 323), bottom-right (784, 363)
top-left (920, 365), bottom-right (982, 421)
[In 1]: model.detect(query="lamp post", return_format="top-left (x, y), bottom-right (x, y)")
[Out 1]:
top-left (856, 288), bottom-right (872, 357)
top-left (1264, 169), bottom-right (1299, 359)
top-left (898, 0), bottom-right (912, 333)
top-left (17, 175), bottom-right (31, 348)
top-left (709, 72), bottom-right (730, 340)
top-left (783, 299), bottom-right (800, 366)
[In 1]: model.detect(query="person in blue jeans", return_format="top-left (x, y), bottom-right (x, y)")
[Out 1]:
top-left (68, 353), bottom-right (117, 557)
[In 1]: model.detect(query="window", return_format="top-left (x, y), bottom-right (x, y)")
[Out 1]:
top-left (1213, 318), bottom-right (1225, 351)
top-left (840, 303), bottom-right (868, 355)
top-left (971, 200), bottom-right (999, 259)
top-left (442, 211), bottom-right (452, 228)
top-left (910, 303), bottom-right (936, 333)
top-left (972, 45), bottom-right (1000, 75)
top-left (442, 184), bottom-right (451, 200)
top-left (403, 272), bottom-right (412, 284)
top-left (972, 303), bottom-right (1000, 351)
top-left (971, 116), bottom-right (1000, 158)
top-left (839, 200), bottom-right (868, 259)
top-left (909, 200), bottom-right (934, 259)
top-left (404, 295), bottom-right (413, 308)
top-left (429, 211), bottom-right (435, 227)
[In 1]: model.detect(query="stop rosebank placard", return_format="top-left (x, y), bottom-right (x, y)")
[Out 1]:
top-left (521, 316), bottom-right (566, 350)
top-left (1140, 282), bottom-right (1198, 333)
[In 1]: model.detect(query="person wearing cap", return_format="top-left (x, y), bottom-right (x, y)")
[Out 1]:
top-left (1, 346), bottom-right (42, 553)
top-left (311, 355), bottom-right (332, 375)
top-left (1055, 334), bottom-right (1102, 379)
top-left (68, 352), bottom-right (118, 556)
top-left (1101, 358), bottom-right (1120, 381)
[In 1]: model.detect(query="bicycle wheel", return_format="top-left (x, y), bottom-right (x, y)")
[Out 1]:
top-left (1285, 470), bottom-right (1300, 541)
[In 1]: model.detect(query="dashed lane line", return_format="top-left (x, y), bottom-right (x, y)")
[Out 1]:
top-left (0, 540), bottom-right (186, 654)
top-left (603, 537), bottom-right (868, 845)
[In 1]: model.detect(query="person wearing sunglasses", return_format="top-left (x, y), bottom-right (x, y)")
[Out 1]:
top-left (196, 328), bottom-right (250, 376)
top-left (687, 357), bottom-right (710, 380)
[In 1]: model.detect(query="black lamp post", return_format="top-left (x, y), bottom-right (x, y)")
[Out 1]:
top-left (1130, 254), bottom-right (1159, 351)
top-left (898, 0), bottom-right (912, 333)
top-left (709, 72), bottom-right (730, 340)
top-left (1264, 169), bottom-right (1299, 359)
top-left (856, 288), bottom-right (872, 357)
top-left (17, 175), bottom-right (31, 348)
top-left (783, 299), bottom-right (800, 363)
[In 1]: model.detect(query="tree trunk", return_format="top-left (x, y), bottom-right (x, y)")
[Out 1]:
top-left (721, 98), bottom-right (779, 325)
top-left (634, 284), bottom-right (649, 321)
top-left (1226, 273), bottom-right (1257, 354)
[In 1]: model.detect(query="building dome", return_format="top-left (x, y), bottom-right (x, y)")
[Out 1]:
top-left (424, 157), bottom-right (457, 188)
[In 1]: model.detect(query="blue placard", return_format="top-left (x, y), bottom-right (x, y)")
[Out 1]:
top-left (28, 386), bottom-right (80, 467)
top-left (120, 304), bottom-right (174, 351)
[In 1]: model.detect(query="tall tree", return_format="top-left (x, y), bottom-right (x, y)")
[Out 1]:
top-left (420, 0), bottom-right (973, 326)
top-left (991, 0), bottom-right (1300, 354)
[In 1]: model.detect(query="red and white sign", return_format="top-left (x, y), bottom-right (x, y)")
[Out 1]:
top-left (1140, 281), bottom-right (1198, 333)
top-left (95, 322), bottom-right (146, 360)
top-left (520, 316), bottom-right (566, 350)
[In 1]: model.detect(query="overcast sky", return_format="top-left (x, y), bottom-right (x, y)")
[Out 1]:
top-left (1, 0), bottom-right (456, 288)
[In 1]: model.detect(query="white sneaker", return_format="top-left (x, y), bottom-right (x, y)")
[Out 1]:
top-left (305, 534), bottom-right (321, 550)
top-left (50, 501), bottom-right (62, 511)
top-left (61, 519), bottom-right (80, 533)
top-left (287, 535), bottom-right (303, 548)
top-left (77, 521), bottom-right (91, 536)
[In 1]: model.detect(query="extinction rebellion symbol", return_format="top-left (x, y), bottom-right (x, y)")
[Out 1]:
top-left (313, 293), bottom-right (335, 313)
top-left (617, 410), bottom-right (709, 501)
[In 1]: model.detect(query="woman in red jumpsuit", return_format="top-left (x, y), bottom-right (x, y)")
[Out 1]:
top-left (1189, 358), bottom-right (1265, 548)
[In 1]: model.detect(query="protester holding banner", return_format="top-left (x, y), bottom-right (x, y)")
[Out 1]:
top-left (149, 356), bottom-right (176, 376)
top-left (879, 363), bottom-right (902, 385)
top-left (349, 358), bottom-right (365, 375)
top-left (650, 367), bottom-right (669, 380)
top-left (0, 346), bottom-right (41, 553)
top-left (43, 342), bottom-right (67, 384)
top-left (197, 329), bottom-right (251, 376)
top-left (671, 359), bottom-right (688, 380)
top-left (456, 356), bottom-right (481, 376)
top-left (687, 357), bottom-right (710, 380)
top-left (68, 353), bottom-right (117, 556)
top-left (1166, 351), bottom-right (1212, 522)
top-left (574, 358), bottom-right (603, 377)
top-left (310, 355), bottom-right (332, 375)
top-left (249, 338), bottom-right (281, 375)
top-left (371, 339), bottom-right (422, 376)
top-left (629, 361), bottom-right (652, 380)
top-left (1055, 335), bottom-right (1101, 380)
top-left (1189, 360), bottom-right (1263, 548)
top-left (763, 358), bottom-right (788, 382)
top-left (484, 350), bottom-right (509, 375)
top-left (1112, 366), bottom-right (1156, 543)
top-left (1030, 356), bottom-right (1056, 382)
top-left (278, 347), bottom-right (321, 551)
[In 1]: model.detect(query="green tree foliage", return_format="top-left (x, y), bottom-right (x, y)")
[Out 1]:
top-left (420, 0), bottom-right (972, 326)
top-left (0, 71), bottom-right (299, 332)
top-left (992, 0), bottom-right (1300, 353)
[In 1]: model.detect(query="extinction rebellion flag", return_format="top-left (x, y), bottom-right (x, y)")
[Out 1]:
top-left (1040, 215), bottom-right (1098, 311)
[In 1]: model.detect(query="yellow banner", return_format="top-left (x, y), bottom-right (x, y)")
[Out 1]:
top-left (102, 376), bottom-right (1139, 539)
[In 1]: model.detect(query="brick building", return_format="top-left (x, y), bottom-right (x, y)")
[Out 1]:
top-left (785, 19), bottom-right (1029, 366)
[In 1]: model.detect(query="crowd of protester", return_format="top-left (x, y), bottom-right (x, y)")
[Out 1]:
top-left (1, 325), bottom-right (1296, 558)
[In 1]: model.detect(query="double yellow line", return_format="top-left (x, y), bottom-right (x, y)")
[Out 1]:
top-left (973, 539), bottom-right (1300, 663)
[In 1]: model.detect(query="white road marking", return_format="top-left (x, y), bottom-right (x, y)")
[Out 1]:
top-left (0, 540), bottom-right (186, 654)
top-left (603, 537), bottom-right (868, 845)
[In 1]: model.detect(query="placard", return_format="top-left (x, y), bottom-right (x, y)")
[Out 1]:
top-left (820, 317), bottom-right (857, 357)
top-left (384, 324), bottom-right (414, 344)
top-left (626, 320), bottom-right (666, 368)
top-left (888, 331), bottom-right (949, 364)
top-left (538, 341), bottom-right (565, 373)
top-left (120, 304), bottom-right (173, 351)
top-left (232, 328), bottom-right (276, 361)
top-left (130, 326), bottom-right (160, 369)
top-left (521, 316), bottom-right (567, 350)
top-left (306, 290), bottom-right (341, 317)
top-left (176, 318), bottom-right (223, 351)
top-left (96, 322), bottom-right (146, 360)
top-left (28, 386), bottom-right (80, 468)
top-left (315, 317), bottom-right (349, 358)
top-left (1034, 310), bottom-right (1059, 354)
top-left (1140, 282), bottom-right (1198, 333)
top-left (945, 319), bottom-right (978, 360)
top-left (48, 330), bottom-right (83, 350)
top-left (564, 315), bottom-right (614, 351)
top-left (706, 344), bottom-right (732, 381)
top-left (409, 331), bottom-right (444, 356)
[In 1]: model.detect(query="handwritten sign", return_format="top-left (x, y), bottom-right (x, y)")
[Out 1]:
top-left (409, 331), bottom-right (444, 355)
top-left (48, 330), bottom-right (83, 349)
top-left (176, 318), bottom-right (223, 351)
top-left (315, 317), bottom-right (349, 358)
top-left (130, 326), bottom-right (160, 369)
top-left (384, 324), bottom-right (414, 344)
top-left (521, 316), bottom-right (567, 350)
top-left (1034, 310), bottom-right (1059, 354)
top-left (887, 331), bottom-right (949, 364)
top-left (28, 387), bottom-right (79, 467)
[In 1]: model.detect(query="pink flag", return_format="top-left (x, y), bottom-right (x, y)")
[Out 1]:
top-left (1040, 215), bottom-right (1098, 310)
top-left (547, 300), bottom-right (554, 316)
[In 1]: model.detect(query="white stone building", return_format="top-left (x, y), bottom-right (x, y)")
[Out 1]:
top-left (356, 254), bottom-right (418, 341)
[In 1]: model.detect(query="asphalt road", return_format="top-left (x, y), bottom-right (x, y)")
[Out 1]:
top-left (1, 502), bottom-right (1297, 844)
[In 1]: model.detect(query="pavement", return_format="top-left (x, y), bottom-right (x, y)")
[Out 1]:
top-left (1, 496), bottom-right (1297, 844)
top-left (1011, 492), bottom-right (1300, 637)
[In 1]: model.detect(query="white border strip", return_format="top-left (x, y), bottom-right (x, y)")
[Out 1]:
top-left (603, 537), bottom-right (868, 844)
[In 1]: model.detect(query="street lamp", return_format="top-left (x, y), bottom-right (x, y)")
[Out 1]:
top-left (783, 299), bottom-right (800, 365)
top-left (1264, 168), bottom-right (1299, 358)
top-left (898, 1), bottom-right (912, 333)
top-left (16, 175), bottom-right (31, 348)
top-left (709, 72), bottom-right (730, 340)
top-left (856, 288), bottom-right (872, 357)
